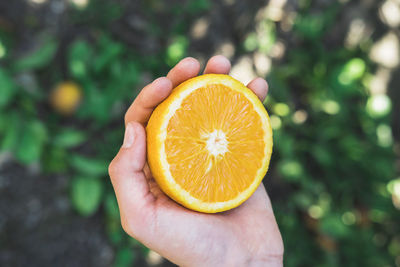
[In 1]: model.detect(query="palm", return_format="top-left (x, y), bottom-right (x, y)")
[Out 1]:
top-left (140, 164), bottom-right (282, 266)
top-left (109, 56), bottom-right (283, 266)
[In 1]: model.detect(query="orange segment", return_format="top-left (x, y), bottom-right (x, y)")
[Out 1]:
top-left (147, 74), bottom-right (273, 213)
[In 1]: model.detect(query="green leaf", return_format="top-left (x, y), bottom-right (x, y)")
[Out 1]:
top-left (311, 145), bottom-right (333, 166)
top-left (53, 129), bottom-right (87, 148)
top-left (338, 58), bottom-right (366, 85)
top-left (292, 192), bottom-right (313, 209)
top-left (257, 20), bottom-right (276, 53)
top-left (0, 113), bottom-right (20, 152)
top-left (0, 68), bottom-right (16, 108)
top-left (71, 176), bottom-right (103, 216)
top-left (0, 113), bottom-right (5, 133)
top-left (294, 14), bottom-right (325, 39)
top-left (278, 160), bottom-right (304, 181)
top-left (13, 38), bottom-right (58, 72)
top-left (42, 147), bottom-right (68, 173)
top-left (0, 37), bottom-right (7, 59)
top-left (104, 193), bottom-right (120, 219)
top-left (77, 82), bottom-right (111, 122)
top-left (68, 40), bottom-right (92, 78)
top-left (114, 247), bottom-right (135, 267)
top-left (70, 154), bottom-right (108, 176)
top-left (244, 33), bottom-right (258, 52)
top-left (320, 214), bottom-right (349, 238)
top-left (106, 217), bottom-right (124, 245)
top-left (187, 0), bottom-right (211, 13)
top-left (15, 120), bottom-right (47, 164)
top-left (94, 37), bottom-right (123, 73)
top-left (166, 36), bottom-right (188, 66)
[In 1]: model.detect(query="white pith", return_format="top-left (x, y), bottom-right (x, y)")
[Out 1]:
top-left (203, 129), bottom-right (228, 157)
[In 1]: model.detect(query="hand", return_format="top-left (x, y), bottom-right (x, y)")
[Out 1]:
top-left (108, 56), bottom-right (284, 267)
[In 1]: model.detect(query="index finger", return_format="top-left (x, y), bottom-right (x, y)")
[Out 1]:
top-left (125, 57), bottom-right (200, 125)
top-left (124, 77), bottom-right (172, 125)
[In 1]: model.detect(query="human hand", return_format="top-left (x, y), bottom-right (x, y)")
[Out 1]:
top-left (108, 56), bottom-right (284, 267)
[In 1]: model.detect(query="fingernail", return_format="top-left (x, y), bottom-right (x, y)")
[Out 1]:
top-left (122, 123), bottom-right (135, 148)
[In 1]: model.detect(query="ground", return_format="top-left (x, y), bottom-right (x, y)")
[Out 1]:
top-left (0, 159), bottom-right (114, 267)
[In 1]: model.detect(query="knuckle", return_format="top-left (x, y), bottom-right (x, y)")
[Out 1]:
top-left (124, 112), bottom-right (129, 125)
top-left (124, 101), bottom-right (137, 124)
top-left (108, 159), bottom-right (119, 178)
top-left (120, 209), bottom-right (149, 239)
top-left (121, 220), bottom-right (133, 237)
top-left (121, 216), bottom-right (140, 239)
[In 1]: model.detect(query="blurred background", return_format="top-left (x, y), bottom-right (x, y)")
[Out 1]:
top-left (0, 0), bottom-right (399, 266)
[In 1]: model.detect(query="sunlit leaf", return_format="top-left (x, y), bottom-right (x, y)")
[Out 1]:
top-left (71, 176), bottom-right (103, 216)
top-left (0, 113), bottom-right (20, 152)
top-left (0, 68), bottom-right (16, 108)
top-left (70, 154), bottom-right (108, 176)
top-left (244, 33), bottom-right (258, 52)
top-left (68, 40), bottom-right (92, 78)
top-left (278, 160), bottom-right (304, 181)
top-left (13, 38), bottom-right (58, 72)
top-left (166, 36), bottom-right (188, 66)
top-left (338, 58), bottom-right (366, 85)
top-left (258, 20), bottom-right (276, 53)
top-left (15, 120), bottom-right (47, 164)
top-left (0, 38), bottom-right (6, 59)
top-left (53, 129), bottom-right (87, 148)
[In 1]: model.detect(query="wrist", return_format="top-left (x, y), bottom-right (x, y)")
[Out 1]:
top-left (247, 254), bottom-right (283, 267)
top-left (223, 245), bottom-right (283, 267)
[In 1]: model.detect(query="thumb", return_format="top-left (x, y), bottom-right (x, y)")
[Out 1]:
top-left (108, 122), bottom-right (154, 234)
top-left (112, 121), bottom-right (147, 174)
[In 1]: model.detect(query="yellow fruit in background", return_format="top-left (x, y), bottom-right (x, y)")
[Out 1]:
top-left (147, 74), bottom-right (273, 213)
top-left (50, 82), bottom-right (82, 115)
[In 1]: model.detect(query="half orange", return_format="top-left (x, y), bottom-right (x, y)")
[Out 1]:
top-left (147, 74), bottom-right (273, 213)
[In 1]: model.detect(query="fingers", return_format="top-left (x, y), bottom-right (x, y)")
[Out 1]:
top-left (203, 55), bottom-right (231, 74)
top-left (124, 56), bottom-right (268, 126)
top-left (125, 57), bottom-right (200, 125)
top-left (203, 55), bottom-right (268, 101)
top-left (247, 77), bottom-right (269, 102)
top-left (108, 122), bottom-right (154, 233)
top-left (167, 57), bottom-right (201, 88)
top-left (125, 77), bottom-right (173, 125)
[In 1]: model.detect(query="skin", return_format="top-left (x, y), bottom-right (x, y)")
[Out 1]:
top-left (108, 55), bottom-right (284, 267)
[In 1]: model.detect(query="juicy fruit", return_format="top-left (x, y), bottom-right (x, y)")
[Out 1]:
top-left (147, 74), bottom-right (273, 213)
top-left (50, 82), bottom-right (82, 115)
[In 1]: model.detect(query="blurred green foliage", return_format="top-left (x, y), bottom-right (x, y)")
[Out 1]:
top-left (0, 0), bottom-right (398, 266)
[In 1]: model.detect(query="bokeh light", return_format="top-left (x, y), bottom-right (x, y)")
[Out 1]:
top-left (366, 94), bottom-right (392, 118)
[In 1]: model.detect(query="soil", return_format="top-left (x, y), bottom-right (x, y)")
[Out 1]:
top-left (0, 158), bottom-right (113, 267)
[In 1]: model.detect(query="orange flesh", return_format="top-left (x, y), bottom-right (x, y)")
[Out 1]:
top-left (165, 84), bottom-right (266, 203)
